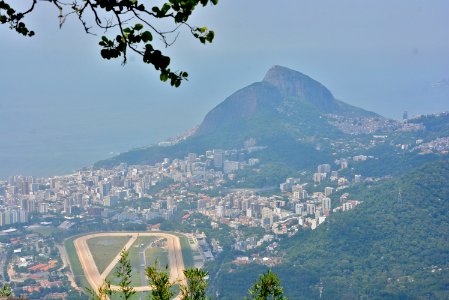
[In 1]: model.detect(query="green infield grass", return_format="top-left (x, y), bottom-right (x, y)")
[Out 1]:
top-left (87, 235), bottom-right (131, 274)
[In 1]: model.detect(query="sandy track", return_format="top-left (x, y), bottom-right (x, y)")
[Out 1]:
top-left (73, 232), bottom-right (186, 296)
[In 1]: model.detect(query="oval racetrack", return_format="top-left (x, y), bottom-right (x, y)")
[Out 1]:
top-left (73, 232), bottom-right (186, 296)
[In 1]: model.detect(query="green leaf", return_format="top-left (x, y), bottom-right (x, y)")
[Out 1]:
top-left (206, 30), bottom-right (215, 42)
top-left (134, 23), bottom-right (143, 31)
top-left (160, 73), bottom-right (168, 82)
top-left (0, 2), bottom-right (11, 10)
top-left (100, 49), bottom-right (109, 59)
top-left (161, 3), bottom-right (171, 13)
top-left (141, 31), bottom-right (153, 42)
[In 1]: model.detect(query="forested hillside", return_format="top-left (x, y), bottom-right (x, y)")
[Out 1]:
top-left (212, 160), bottom-right (449, 299)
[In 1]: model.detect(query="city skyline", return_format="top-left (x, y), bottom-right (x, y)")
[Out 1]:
top-left (1, 0), bottom-right (449, 178)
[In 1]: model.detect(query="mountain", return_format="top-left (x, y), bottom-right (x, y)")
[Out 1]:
top-left (195, 65), bottom-right (377, 138)
top-left (211, 159), bottom-right (449, 299)
top-left (95, 66), bottom-right (380, 172)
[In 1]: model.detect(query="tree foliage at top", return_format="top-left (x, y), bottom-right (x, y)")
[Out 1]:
top-left (247, 270), bottom-right (287, 300)
top-left (0, 283), bottom-right (13, 298)
top-left (85, 249), bottom-right (287, 300)
top-left (115, 249), bottom-right (136, 300)
top-left (181, 268), bottom-right (209, 300)
top-left (0, 0), bottom-right (218, 87)
top-left (146, 261), bottom-right (175, 300)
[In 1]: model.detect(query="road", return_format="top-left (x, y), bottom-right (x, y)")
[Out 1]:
top-left (73, 232), bottom-right (186, 298)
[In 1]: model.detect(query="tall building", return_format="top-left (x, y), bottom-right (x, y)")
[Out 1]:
top-left (306, 203), bottom-right (316, 215)
top-left (279, 182), bottom-right (290, 193)
top-left (166, 197), bottom-right (174, 209)
top-left (100, 181), bottom-right (112, 197)
top-left (20, 199), bottom-right (28, 211)
top-left (19, 210), bottom-right (29, 223)
top-left (0, 212), bottom-right (5, 226)
top-left (18, 178), bottom-right (29, 195)
top-left (295, 203), bottom-right (304, 215)
top-left (324, 187), bottom-right (334, 197)
top-left (223, 161), bottom-right (239, 174)
top-left (317, 164), bottom-right (331, 174)
top-left (213, 149), bottom-right (224, 169)
top-left (39, 203), bottom-right (49, 214)
top-left (104, 195), bottom-right (118, 207)
top-left (30, 183), bottom-right (39, 193)
top-left (10, 209), bottom-right (19, 224)
top-left (402, 110), bottom-right (408, 121)
top-left (321, 197), bottom-right (331, 212)
top-left (313, 173), bottom-right (322, 184)
top-left (64, 198), bottom-right (72, 215)
top-left (216, 205), bottom-right (225, 218)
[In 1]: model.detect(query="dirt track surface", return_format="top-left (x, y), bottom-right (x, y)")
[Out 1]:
top-left (73, 232), bottom-right (186, 296)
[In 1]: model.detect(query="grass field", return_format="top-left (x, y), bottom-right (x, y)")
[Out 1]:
top-left (108, 236), bottom-right (161, 287)
top-left (179, 236), bottom-right (195, 269)
top-left (30, 226), bottom-right (62, 237)
top-left (64, 236), bottom-right (90, 291)
top-left (145, 244), bottom-right (169, 269)
top-left (87, 236), bottom-right (131, 274)
top-left (110, 290), bottom-right (150, 300)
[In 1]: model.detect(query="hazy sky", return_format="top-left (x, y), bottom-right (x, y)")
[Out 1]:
top-left (1, 0), bottom-right (449, 178)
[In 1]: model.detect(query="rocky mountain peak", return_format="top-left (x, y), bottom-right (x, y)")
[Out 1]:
top-left (263, 65), bottom-right (337, 112)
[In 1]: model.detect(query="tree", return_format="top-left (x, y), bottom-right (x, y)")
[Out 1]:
top-left (0, 283), bottom-right (13, 298)
top-left (180, 268), bottom-right (209, 300)
top-left (0, 0), bottom-right (218, 87)
top-left (87, 280), bottom-right (112, 300)
top-left (89, 250), bottom-right (287, 300)
top-left (115, 249), bottom-right (136, 300)
top-left (247, 270), bottom-right (287, 300)
top-left (145, 262), bottom-right (175, 300)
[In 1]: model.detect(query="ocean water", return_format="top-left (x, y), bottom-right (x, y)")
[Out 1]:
top-left (0, 96), bottom-right (194, 179)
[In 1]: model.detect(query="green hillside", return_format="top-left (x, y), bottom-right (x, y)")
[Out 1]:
top-left (95, 66), bottom-right (375, 171)
top-left (212, 160), bottom-right (449, 299)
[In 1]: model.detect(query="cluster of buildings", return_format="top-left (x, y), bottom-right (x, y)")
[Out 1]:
top-left (0, 143), bottom-right (366, 258)
top-left (412, 136), bottom-right (449, 154)
top-left (0, 233), bottom-right (68, 299)
top-left (196, 160), bottom-right (363, 250)
top-left (327, 112), bottom-right (441, 137)
top-left (0, 145), bottom-right (263, 229)
top-left (0, 142), bottom-right (367, 275)
top-left (326, 114), bottom-right (402, 135)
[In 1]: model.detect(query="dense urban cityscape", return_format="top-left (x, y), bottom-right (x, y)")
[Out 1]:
top-left (0, 141), bottom-right (372, 298)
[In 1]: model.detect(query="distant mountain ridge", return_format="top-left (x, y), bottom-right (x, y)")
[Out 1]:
top-left (95, 66), bottom-right (380, 170)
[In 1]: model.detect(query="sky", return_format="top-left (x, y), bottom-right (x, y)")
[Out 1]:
top-left (0, 0), bottom-right (449, 178)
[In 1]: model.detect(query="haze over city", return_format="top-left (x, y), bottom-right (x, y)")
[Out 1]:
top-left (2, 1), bottom-right (449, 299)
top-left (1, 0), bottom-right (448, 177)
